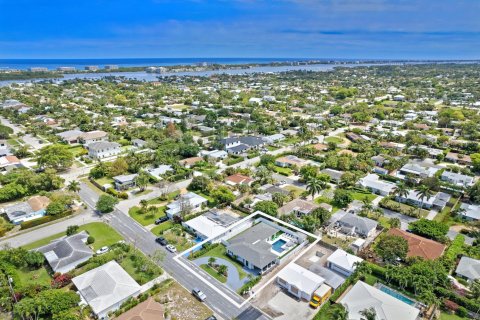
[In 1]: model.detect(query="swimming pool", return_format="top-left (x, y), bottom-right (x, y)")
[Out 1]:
top-left (272, 239), bottom-right (287, 253)
top-left (379, 285), bottom-right (416, 306)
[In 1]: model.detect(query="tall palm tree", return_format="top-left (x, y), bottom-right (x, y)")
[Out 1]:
top-left (329, 304), bottom-right (349, 320)
top-left (393, 181), bottom-right (409, 200)
top-left (67, 180), bottom-right (80, 193)
top-left (306, 177), bottom-right (325, 200)
top-left (359, 307), bottom-right (377, 320)
top-left (414, 185), bottom-right (433, 213)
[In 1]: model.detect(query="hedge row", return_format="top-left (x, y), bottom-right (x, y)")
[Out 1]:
top-left (238, 275), bottom-right (261, 295)
top-left (435, 287), bottom-right (480, 313)
top-left (188, 243), bottom-right (220, 260)
top-left (20, 215), bottom-right (59, 229)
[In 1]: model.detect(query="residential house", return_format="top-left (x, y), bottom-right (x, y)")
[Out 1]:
top-left (199, 149), bottom-right (228, 160)
top-left (445, 152), bottom-right (472, 166)
top-left (455, 256), bottom-right (480, 283)
top-left (335, 212), bottom-right (378, 238)
top-left (220, 136), bottom-right (265, 154)
top-left (183, 209), bottom-right (240, 240)
top-left (278, 198), bottom-right (320, 217)
top-left (132, 138), bottom-right (146, 148)
top-left (275, 155), bottom-right (308, 168)
top-left (87, 141), bottom-right (121, 159)
top-left (321, 168), bottom-right (344, 183)
top-left (0, 140), bottom-right (11, 157)
top-left (80, 130), bottom-right (108, 145)
top-left (115, 297), bottom-right (164, 320)
top-left (225, 173), bottom-right (254, 186)
top-left (165, 192), bottom-right (208, 218)
top-left (36, 231), bottom-right (93, 274)
top-left (146, 165), bottom-right (173, 180)
top-left (388, 228), bottom-right (446, 260)
top-left (72, 261), bottom-right (141, 319)
top-left (0, 155), bottom-right (20, 170)
top-left (179, 156), bottom-right (203, 168)
top-left (340, 281), bottom-right (420, 320)
top-left (263, 133), bottom-right (285, 144)
top-left (113, 173), bottom-right (138, 190)
top-left (3, 195), bottom-right (50, 225)
top-left (277, 263), bottom-right (327, 301)
top-left (57, 129), bottom-right (84, 144)
top-left (458, 203), bottom-right (480, 221)
top-left (358, 174), bottom-right (396, 196)
top-left (441, 171), bottom-right (475, 187)
top-left (398, 161), bottom-right (440, 179)
top-left (327, 249), bottom-right (364, 277)
top-left (395, 190), bottom-right (450, 210)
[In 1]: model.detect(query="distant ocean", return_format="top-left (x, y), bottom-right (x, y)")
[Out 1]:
top-left (0, 58), bottom-right (340, 70)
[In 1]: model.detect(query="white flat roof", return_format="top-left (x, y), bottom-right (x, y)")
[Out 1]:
top-left (277, 263), bottom-right (325, 296)
top-left (184, 215), bottom-right (228, 239)
top-left (327, 249), bottom-right (364, 272)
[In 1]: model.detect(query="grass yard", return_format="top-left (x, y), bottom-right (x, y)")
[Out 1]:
top-left (68, 145), bottom-right (86, 156)
top-left (272, 165), bottom-right (292, 176)
top-left (324, 136), bottom-right (344, 144)
top-left (322, 234), bottom-right (353, 250)
top-left (16, 267), bottom-right (51, 288)
top-left (7, 138), bottom-right (20, 146)
top-left (440, 313), bottom-right (467, 320)
top-left (129, 205), bottom-right (166, 226)
top-left (22, 222), bottom-right (123, 251)
top-left (147, 191), bottom-right (180, 205)
top-left (197, 244), bottom-right (248, 280)
top-left (156, 280), bottom-right (213, 320)
top-left (351, 191), bottom-right (378, 203)
top-left (315, 196), bottom-right (341, 213)
top-left (283, 185), bottom-right (304, 197)
top-left (80, 178), bottom-right (105, 195)
top-left (119, 251), bottom-right (163, 285)
top-left (151, 221), bottom-right (175, 235)
top-left (200, 264), bottom-right (227, 283)
top-left (95, 176), bottom-right (114, 187)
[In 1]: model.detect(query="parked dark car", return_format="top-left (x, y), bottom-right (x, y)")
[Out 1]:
top-left (155, 216), bottom-right (169, 225)
top-left (155, 237), bottom-right (168, 246)
top-left (205, 316), bottom-right (217, 320)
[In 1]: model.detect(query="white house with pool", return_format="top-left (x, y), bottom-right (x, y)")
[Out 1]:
top-left (224, 218), bottom-right (307, 274)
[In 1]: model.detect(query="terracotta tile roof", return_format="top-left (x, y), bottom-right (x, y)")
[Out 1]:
top-left (225, 173), bottom-right (254, 185)
top-left (27, 196), bottom-right (50, 212)
top-left (115, 297), bottom-right (164, 320)
top-left (179, 156), bottom-right (203, 166)
top-left (388, 228), bottom-right (446, 260)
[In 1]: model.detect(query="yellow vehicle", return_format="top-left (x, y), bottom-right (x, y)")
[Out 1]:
top-left (309, 284), bottom-right (332, 309)
top-left (309, 295), bottom-right (321, 308)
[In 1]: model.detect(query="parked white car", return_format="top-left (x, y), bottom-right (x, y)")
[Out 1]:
top-left (96, 246), bottom-right (109, 255)
top-left (166, 244), bottom-right (177, 253)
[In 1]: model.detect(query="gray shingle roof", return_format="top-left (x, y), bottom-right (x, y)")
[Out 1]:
top-left (456, 256), bottom-right (480, 281)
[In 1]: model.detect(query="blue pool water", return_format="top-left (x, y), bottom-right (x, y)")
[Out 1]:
top-left (379, 286), bottom-right (416, 306)
top-left (272, 239), bottom-right (287, 253)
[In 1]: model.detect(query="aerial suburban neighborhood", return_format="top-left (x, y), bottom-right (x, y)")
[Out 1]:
top-left (0, 60), bottom-right (479, 320)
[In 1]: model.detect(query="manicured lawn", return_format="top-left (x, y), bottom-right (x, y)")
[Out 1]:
top-left (80, 178), bottom-right (105, 195)
top-left (440, 312), bottom-right (467, 320)
top-left (147, 191), bottom-right (180, 205)
top-left (119, 251), bottom-right (163, 285)
top-left (283, 185), bottom-right (304, 197)
top-left (381, 199), bottom-right (430, 218)
top-left (200, 264), bottom-right (227, 283)
top-left (324, 136), bottom-right (344, 144)
top-left (151, 221), bottom-right (175, 235)
top-left (16, 267), bottom-right (51, 288)
top-left (197, 244), bottom-right (247, 280)
top-left (351, 191), bottom-right (378, 203)
top-left (95, 176), bottom-right (114, 187)
top-left (315, 196), bottom-right (341, 212)
top-left (22, 222), bottom-right (123, 251)
top-left (129, 205), bottom-right (166, 226)
top-left (272, 165), bottom-right (292, 176)
top-left (68, 145), bottom-right (86, 156)
top-left (7, 138), bottom-right (20, 146)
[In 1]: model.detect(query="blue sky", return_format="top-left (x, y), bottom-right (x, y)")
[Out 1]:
top-left (0, 0), bottom-right (479, 59)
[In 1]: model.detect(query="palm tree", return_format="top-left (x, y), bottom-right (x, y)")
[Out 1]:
top-left (139, 199), bottom-right (148, 213)
top-left (306, 177), bottom-right (325, 200)
top-left (393, 181), bottom-right (409, 200)
top-left (414, 185), bottom-right (433, 214)
top-left (359, 307), bottom-right (377, 320)
top-left (208, 257), bottom-right (216, 266)
top-left (67, 180), bottom-right (80, 193)
top-left (329, 304), bottom-right (349, 320)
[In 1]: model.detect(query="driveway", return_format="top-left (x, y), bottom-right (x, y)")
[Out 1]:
top-left (267, 291), bottom-right (316, 320)
top-left (193, 256), bottom-right (250, 291)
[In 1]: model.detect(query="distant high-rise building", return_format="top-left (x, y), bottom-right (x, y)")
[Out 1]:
top-left (105, 65), bottom-right (119, 70)
top-left (57, 66), bottom-right (76, 72)
top-left (85, 66), bottom-right (99, 71)
top-left (29, 67), bottom-right (48, 72)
